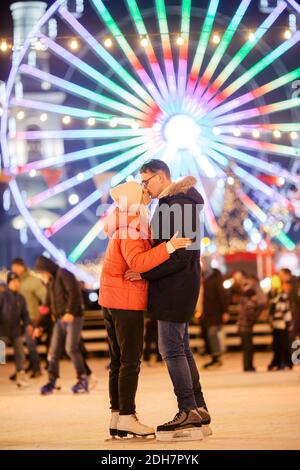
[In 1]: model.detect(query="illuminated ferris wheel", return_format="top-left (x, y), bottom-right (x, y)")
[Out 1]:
top-left (1, 0), bottom-right (300, 284)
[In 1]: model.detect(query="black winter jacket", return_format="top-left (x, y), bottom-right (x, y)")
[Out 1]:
top-left (0, 289), bottom-right (31, 339)
top-left (35, 257), bottom-right (83, 319)
top-left (142, 176), bottom-right (204, 323)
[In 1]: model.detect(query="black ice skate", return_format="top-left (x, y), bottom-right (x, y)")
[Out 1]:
top-left (156, 410), bottom-right (204, 442)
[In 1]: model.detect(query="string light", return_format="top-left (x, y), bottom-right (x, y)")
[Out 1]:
top-left (87, 117), bottom-right (96, 126)
top-left (290, 131), bottom-right (298, 140)
top-left (176, 36), bottom-right (184, 46)
top-left (0, 40), bottom-right (8, 52)
top-left (40, 113), bottom-right (48, 122)
top-left (69, 38), bottom-right (79, 50)
top-left (273, 129), bottom-right (281, 139)
top-left (284, 29), bottom-right (292, 40)
top-left (104, 37), bottom-right (113, 48)
top-left (68, 193), bottom-right (79, 205)
top-left (252, 129), bottom-right (260, 139)
top-left (233, 128), bottom-right (241, 137)
top-left (17, 110), bottom-right (25, 120)
top-left (140, 36), bottom-right (149, 48)
top-left (110, 118), bottom-right (118, 128)
top-left (212, 33), bottom-right (220, 44)
top-left (213, 127), bottom-right (221, 135)
top-left (62, 115), bottom-right (71, 125)
top-left (35, 40), bottom-right (44, 51)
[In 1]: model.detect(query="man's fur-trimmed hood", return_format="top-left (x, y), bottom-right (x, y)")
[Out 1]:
top-left (160, 176), bottom-right (203, 204)
top-left (166, 176), bottom-right (197, 197)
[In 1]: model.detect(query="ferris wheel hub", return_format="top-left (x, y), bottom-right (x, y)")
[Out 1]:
top-left (163, 114), bottom-right (201, 151)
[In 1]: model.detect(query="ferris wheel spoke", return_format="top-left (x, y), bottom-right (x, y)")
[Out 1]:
top-left (209, 97), bottom-right (300, 126)
top-left (212, 123), bottom-right (300, 136)
top-left (19, 64), bottom-right (149, 121)
top-left (185, 154), bottom-right (219, 235)
top-left (195, 153), bottom-right (220, 179)
top-left (176, 0), bottom-right (191, 100)
top-left (38, 33), bottom-right (150, 114)
top-left (205, 139), bottom-right (300, 184)
top-left (205, 30), bottom-right (300, 113)
top-left (58, 6), bottom-right (155, 109)
top-left (200, 1), bottom-right (287, 106)
top-left (26, 143), bottom-right (150, 207)
top-left (45, 189), bottom-right (103, 238)
top-left (154, 0), bottom-right (177, 104)
top-left (16, 128), bottom-right (151, 141)
top-left (110, 144), bottom-right (165, 187)
top-left (236, 188), bottom-right (295, 250)
top-left (194, 0), bottom-right (251, 100)
top-left (17, 137), bottom-right (147, 174)
top-left (207, 147), bottom-right (291, 205)
top-left (68, 145), bottom-right (165, 263)
top-left (125, 0), bottom-right (170, 105)
top-left (238, 123), bottom-right (300, 133)
top-left (214, 134), bottom-right (300, 158)
top-left (89, 0), bottom-right (168, 111)
top-left (204, 67), bottom-right (300, 120)
top-left (186, 0), bottom-right (220, 95)
top-left (8, 177), bottom-right (95, 284)
top-left (68, 204), bottom-right (116, 263)
top-left (10, 97), bottom-right (112, 122)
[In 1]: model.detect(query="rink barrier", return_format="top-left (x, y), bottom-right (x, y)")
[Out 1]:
top-left (4, 310), bottom-right (273, 357)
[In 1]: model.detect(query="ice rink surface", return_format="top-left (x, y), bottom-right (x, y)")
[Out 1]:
top-left (1, 352), bottom-right (299, 450)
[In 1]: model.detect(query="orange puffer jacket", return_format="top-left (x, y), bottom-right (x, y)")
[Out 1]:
top-left (99, 209), bottom-right (170, 311)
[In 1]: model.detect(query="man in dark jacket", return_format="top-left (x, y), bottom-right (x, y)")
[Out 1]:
top-left (34, 256), bottom-right (88, 394)
top-left (199, 262), bottom-right (228, 369)
top-left (125, 159), bottom-right (211, 441)
top-left (0, 272), bottom-right (32, 387)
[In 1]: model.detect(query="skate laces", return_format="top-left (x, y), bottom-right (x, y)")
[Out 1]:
top-left (165, 411), bottom-right (184, 425)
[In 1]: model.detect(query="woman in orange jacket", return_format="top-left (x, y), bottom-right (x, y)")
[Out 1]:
top-left (99, 180), bottom-right (191, 439)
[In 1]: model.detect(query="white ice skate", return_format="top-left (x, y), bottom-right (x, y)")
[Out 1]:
top-left (117, 414), bottom-right (155, 439)
top-left (156, 410), bottom-right (204, 442)
top-left (198, 407), bottom-right (213, 437)
top-left (16, 370), bottom-right (29, 388)
top-left (109, 411), bottom-right (119, 438)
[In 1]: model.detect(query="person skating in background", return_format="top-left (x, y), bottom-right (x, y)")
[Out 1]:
top-left (268, 280), bottom-right (294, 371)
top-left (11, 258), bottom-right (46, 378)
top-left (99, 180), bottom-right (191, 439)
top-left (34, 256), bottom-right (89, 394)
top-left (238, 275), bottom-right (267, 372)
top-left (0, 272), bottom-right (32, 388)
top-left (198, 257), bottom-right (228, 370)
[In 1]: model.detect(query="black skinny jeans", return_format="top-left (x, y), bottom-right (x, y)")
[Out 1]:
top-left (103, 307), bottom-right (144, 415)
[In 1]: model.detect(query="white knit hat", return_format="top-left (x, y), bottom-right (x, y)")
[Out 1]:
top-left (110, 181), bottom-right (143, 212)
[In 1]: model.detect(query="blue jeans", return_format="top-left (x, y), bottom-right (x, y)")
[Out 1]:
top-left (25, 330), bottom-right (41, 372)
top-left (0, 336), bottom-right (25, 371)
top-left (48, 317), bottom-right (86, 381)
top-left (158, 321), bottom-right (207, 412)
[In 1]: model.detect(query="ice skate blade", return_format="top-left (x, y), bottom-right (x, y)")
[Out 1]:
top-left (156, 428), bottom-right (204, 442)
top-left (117, 430), bottom-right (156, 439)
top-left (202, 424), bottom-right (213, 437)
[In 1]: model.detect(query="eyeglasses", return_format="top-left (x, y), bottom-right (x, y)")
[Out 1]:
top-left (141, 173), bottom-right (158, 188)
